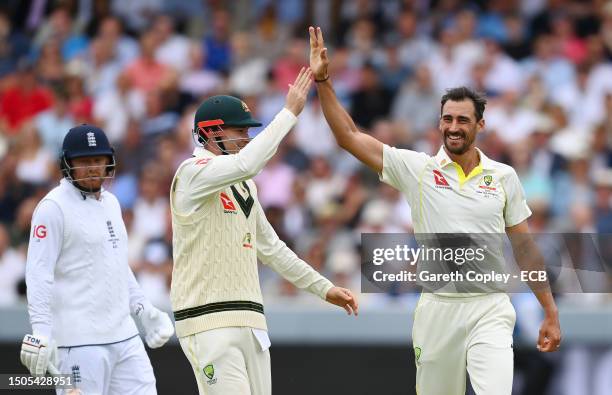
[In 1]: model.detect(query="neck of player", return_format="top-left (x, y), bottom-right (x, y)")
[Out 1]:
top-left (445, 146), bottom-right (480, 175)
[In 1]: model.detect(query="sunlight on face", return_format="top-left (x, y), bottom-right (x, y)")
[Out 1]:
top-left (439, 100), bottom-right (484, 155)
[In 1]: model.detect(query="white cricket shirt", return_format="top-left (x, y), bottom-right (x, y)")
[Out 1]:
top-left (380, 145), bottom-right (531, 233)
top-left (26, 179), bottom-right (147, 347)
top-left (380, 145), bottom-right (532, 295)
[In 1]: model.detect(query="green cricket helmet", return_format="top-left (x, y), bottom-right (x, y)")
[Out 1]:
top-left (193, 95), bottom-right (262, 153)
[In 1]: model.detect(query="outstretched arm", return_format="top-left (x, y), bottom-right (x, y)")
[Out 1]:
top-left (255, 202), bottom-right (358, 315)
top-left (309, 26), bottom-right (383, 173)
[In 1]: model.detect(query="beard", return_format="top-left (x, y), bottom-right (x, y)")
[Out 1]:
top-left (443, 128), bottom-right (476, 155)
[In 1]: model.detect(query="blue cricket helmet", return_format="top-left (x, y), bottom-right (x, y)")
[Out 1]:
top-left (60, 124), bottom-right (116, 191)
top-left (61, 124), bottom-right (114, 159)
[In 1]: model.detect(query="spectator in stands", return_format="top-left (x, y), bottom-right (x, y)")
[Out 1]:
top-left (0, 62), bottom-right (53, 136)
top-left (124, 31), bottom-right (173, 94)
top-left (96, 16), bottom-right (139, 67)
top-left (202, 8), bottom-right (232, 72)
top-left (152, 14), bottom-right (191, 73)
top-left (35, 87), bottom-right (73, 156)
top-left (391, 64), bottom-right (439, 137)
top-left (349, 62), bottom-right (393, 129)
top-left (0, 9), bottom-right (30, 77)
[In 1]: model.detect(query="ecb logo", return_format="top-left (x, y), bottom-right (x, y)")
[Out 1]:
top-left (87, 132), bottom-right (97, 147)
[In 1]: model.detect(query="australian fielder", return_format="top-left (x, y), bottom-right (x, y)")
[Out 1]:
top-left (308, 26), bottom-right (561, 395)
top-left (170, 68), bottom-right (358, 394)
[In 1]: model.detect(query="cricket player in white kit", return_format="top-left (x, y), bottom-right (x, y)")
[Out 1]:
top-left (170, 68), bottom-right (358, 395)
top-left (21, 125), bottom-right (175, 394)
top-left (308, 27), bottom-right (562, 395)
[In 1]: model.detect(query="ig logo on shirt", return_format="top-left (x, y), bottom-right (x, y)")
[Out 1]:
top-left (33, 225), bottom-right (47, 240)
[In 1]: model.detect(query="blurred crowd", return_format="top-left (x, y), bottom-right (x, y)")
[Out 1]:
top-left (0, 0), bottom-right (611, 310)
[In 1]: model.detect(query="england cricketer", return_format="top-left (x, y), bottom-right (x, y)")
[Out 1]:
top-left (309, 26), bottom-right (561, 395)
top-left (170, 67), bottom-right (358, 395)
top-left (21, 125), bottom-right (175, 394)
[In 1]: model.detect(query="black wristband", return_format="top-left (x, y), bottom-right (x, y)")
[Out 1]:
top-left (315, 75), bottom-right (330, 83)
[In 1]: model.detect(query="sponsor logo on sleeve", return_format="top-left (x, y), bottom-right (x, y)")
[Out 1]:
top-left (195, 158), bottom-right (211, 165)
top-left (33, 225), bottom-right (47, 239)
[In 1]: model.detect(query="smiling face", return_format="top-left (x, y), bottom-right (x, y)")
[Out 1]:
top-left (439, 99), bottom-right (485, 155)
top-left (70, 155), bottom-right (111, 191)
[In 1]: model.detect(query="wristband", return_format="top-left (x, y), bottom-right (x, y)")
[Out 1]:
top-left (315, 75), bottom-right (329, 83)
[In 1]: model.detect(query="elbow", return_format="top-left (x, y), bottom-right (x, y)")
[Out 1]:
top-left (336, 129), bottom-right (356, 149)
top-left (236, 153), bottom-right (264, 178)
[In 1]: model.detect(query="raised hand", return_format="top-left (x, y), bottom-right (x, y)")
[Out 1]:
top-left (308, 26), bottom-right (329, 80)
top-left (284, 67), bottom-right (313, 116)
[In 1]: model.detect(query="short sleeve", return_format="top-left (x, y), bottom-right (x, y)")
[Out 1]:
top-left (379, 144), bottom-right (430, 203)
top-left (502, 169), bottom-right (532, 227)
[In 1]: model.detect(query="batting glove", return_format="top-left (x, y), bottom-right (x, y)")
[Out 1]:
top-left (137, 305), bottom-right (174, 348)
top-left (20, 334), bottom-right (59, 376)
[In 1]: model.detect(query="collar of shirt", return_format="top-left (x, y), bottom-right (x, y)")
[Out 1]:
top-left (434, 145), bottom-right (495, 170)
top-left (434, 146), bottom-right (495, 187)
top-left (60, 178), bottom-right (106, 201)
top-left (193, 147), bottom-right (216, 158)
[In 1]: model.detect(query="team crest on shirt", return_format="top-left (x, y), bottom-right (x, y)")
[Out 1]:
top-left (204, 364), bottom-right (217, 385)
top-left (477, 175), bottom-right (499, 198)
top-left (242, 232), bottom-right (253, 249)
top-left (106, 220), bottom-right (119, 248)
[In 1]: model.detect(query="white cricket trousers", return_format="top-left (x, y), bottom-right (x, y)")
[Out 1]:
top-left (412, 293), bottom-right (516, 395)
top-left (179, 327), bottom-right (271, 395)
top-left (55, 335), bottom-right (156, 395)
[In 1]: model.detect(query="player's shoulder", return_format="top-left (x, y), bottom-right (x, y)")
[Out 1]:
top-left (383, 144), bottom-right (432, 164)
top-left (482, 153), bottom-right (518, 180)
top-left (102, 189), bottom-right (121, 207)
top-left (176, 150), bottom-right (215, 175)
top-left (35, 184), bottom-right (66, 212)
top-left (486, 158), bottom-right (516, 175)
top-left (32, 195), bottom-right (63, 222)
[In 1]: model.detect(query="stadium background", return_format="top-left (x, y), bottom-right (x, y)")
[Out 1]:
top-left (0, 0), bottom-right (611, 394)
